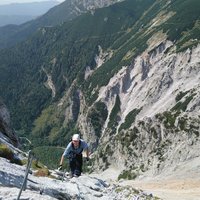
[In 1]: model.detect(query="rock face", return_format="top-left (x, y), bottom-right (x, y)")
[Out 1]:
top-left (0, 99), bottom-right (19, 147)
top-left (55, 36), bottom-right (200, 178)
top-left (88, 41), bottom-right (200, 175)
top-left (69, 0), bottom-right (124, 13)
top-left (0, 157), bottom-right (157, 200)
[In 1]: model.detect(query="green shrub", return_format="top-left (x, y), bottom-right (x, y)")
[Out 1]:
top-left (118, 169), bottom-right (137, 180)
top-left (88, 101), bottom-right (108, 137)
top-left (108, 95), bottom-right (121, 129)
top-left (0, 143), bottom-right (23, 165)
top-left (163, 111), bottom-right (176, 128)
top-left (178, 117), bottom-right (187, 130)
top-left (175, 91), bottom-right (189, 102)
top-left (119, 108), bottom-right (141, 131)
top-left (172, 94), bottom-right (195, 112)
top-left (0, 143), bottom-right (13, 160)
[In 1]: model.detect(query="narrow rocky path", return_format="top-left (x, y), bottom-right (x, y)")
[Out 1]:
top-left (119, 178), bottom-right (200, 200)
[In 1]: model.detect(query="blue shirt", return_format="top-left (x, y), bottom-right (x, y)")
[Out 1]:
top-left (63, 139), bottom-right (88, 158)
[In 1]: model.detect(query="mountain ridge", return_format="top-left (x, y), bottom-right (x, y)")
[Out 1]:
top-left (0, 0), bottom-right (124, 49)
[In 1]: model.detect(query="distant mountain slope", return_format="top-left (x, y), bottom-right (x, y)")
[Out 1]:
top-left (0, 15), bottom-right (36, 27)
top-left (0, 0), bottom-right (123, 49)
top-left (0, 1), bottom-right (60, 27)
top-left (0, 1), bottom-right (59, 16)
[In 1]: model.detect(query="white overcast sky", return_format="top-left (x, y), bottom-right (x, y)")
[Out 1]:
top-left (0, 0), bottom-right (65, 5)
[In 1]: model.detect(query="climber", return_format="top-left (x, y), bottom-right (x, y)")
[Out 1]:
top-left (58, 134), bottom-right (90, 177)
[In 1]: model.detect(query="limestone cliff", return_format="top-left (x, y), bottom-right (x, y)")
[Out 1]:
top-left (0, 99), bottom-right (19, 147)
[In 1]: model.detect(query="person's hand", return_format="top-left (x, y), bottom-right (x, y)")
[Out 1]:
top-left (86, 157), bottom-right (89, 162)
top-left (58, 164), bottom-right (62, 171)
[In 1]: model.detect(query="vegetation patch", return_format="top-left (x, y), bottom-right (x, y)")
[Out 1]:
top-left (31, 105), bottom-right (65, 145)
top-left (118, 169), bottom-right (138, 180)
top-left (119, 108), bottom-right (141, 131)
top-left (153, 140), bottom-right (171, 164)
top-left (178, 117), bottom-right (187, 131)
top-left (0, 143), bottom-right (23, 165)
top-left (108, 95), bottom-right (121, 129)
top-left (172, 93), bottom-right (196, 112)
top-left (82, 157), bottom-right (94, 173)
top-left (160, 0), bottom-right (200, 51)
top-left (32, 146), bottom-right (65, 169)
top-left (162, 111), bottom-right (177, 128)
top-left (176, 19), bottom-right (200, 52)
top-left (88, 101), bottom-right (108, 137)
top-left (175, 91), bottom-right (189, 102)
top-left (96, 144), bottom-right (112, 171)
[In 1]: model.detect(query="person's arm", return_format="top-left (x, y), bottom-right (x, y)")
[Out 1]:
top-left (59, 143), bottom-right (71, 167)
top-left (59, 154), bottom-right (64, 166)
top-left (86, 148), bottom-right (90, 159)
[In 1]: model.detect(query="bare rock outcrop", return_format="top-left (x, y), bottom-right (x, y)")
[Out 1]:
top-left (0, 99), bottom-right (19, 147)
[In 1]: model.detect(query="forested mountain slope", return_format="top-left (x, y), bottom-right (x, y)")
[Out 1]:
top-left (0, 0), bottom-right (123, 49)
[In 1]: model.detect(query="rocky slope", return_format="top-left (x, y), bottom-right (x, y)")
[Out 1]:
top-left (0, 155), bottom-right (157, 200)
top-left (0, 100), bottom-right (157, 199)
top-left (0, 99), bottom-right (19, 147)
top-left (89, 41), bottom-right (200, 176)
